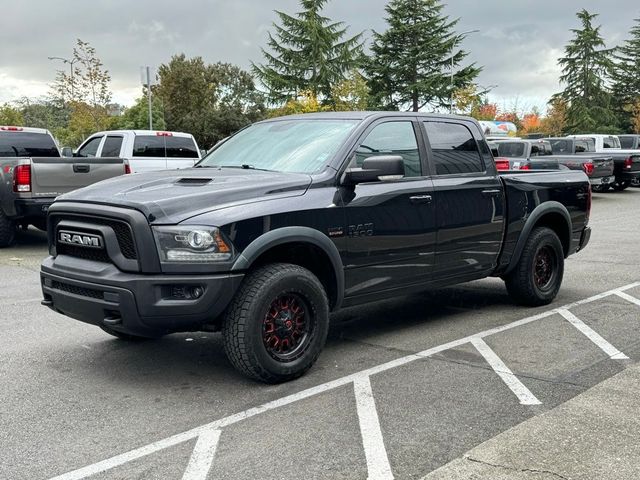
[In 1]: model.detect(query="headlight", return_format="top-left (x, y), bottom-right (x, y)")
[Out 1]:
top-left (153, 226), bottom-right (234, 263)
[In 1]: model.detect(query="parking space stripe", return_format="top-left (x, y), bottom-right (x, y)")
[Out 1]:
top-left (558, 309), bottom-right (629, 360)
top-left (470, 337), bottom-right (541, 405)
top-left (181, 428), bottom-right (221, 480)
top-left (614, 291), bottom-right (640, 307)
top-left (47, 281), bottom-right (640, 480)
top-left (354, 376), bottom-right (394, 480)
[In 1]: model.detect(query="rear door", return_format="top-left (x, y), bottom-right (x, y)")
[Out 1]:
top-left (131, 134), bottom-right (167, 172)
top-left (99, 135), bottom-right (124, 158)
top-left (343, 118), bottom-right (437, 297)
top-left (422, 120), bottom-right (505, 281)
top-left (165, 135), bottom-right (200, 169)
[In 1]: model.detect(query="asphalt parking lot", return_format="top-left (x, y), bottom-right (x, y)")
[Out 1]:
top-left (2, 189), bottom-right (640, 480)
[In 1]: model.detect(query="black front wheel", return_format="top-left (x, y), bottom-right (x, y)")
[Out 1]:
top-left (504, 227), bottom-right (564, 306)
top-left (611, 180), bottom-right (630, 191)
top-left (222, 263), bottom-right (329, 383)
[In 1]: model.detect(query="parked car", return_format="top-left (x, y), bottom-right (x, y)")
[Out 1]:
top-left (41, 112), bottom-right (592, 383)
top-left (496, 139), bottom-right (614, 188)
top-left (0, 126), bottom-right (129, 247)
top-left (71, 130), bottom-right (201, 173)
top-left (566, 134), bottom-right (640, 191)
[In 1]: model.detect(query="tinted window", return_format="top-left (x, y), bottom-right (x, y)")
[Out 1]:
top-left (425, 122), bottom-right (484, 175)
top-left (550, 139), bottom-right (569, 154)
top-left (602, 136), bottom-right (621, 149)
top-left (166, 136), bottom-right (199, 158)
top-left (133, 135), bottom-right (165, 157)
top-left (619, 137), bottom-right (634, 149)
top-left (101, 136), bottom-right (123, 157)
top-left (354, 121), bottom-right (421, 177)
top-left (76, 136), bottom-right (103, 158)
top-left (497, 142), bottom-right (526, 157)
top-left (0, 132), bottom-right (60, 157)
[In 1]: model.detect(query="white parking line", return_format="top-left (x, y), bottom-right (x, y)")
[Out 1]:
top-left (558, 309), bottom-right (629, 360)
top-left (47, 281), bottom-right (640, 480)
top-left (614, 290), bottom-right (640, 308)
top-left (354, 376), bottom-right (393, 480)
top-left (470, 337), bottom-right (541, 405)
top-left (182, 427), bottom-right (221, 480)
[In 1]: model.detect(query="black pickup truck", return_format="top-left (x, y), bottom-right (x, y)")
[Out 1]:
top-left (41, 113), bottom-right (592, 382)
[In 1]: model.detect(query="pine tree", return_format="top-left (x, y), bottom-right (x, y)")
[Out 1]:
top-left (253, 0), bottom-right (363, 104)
top-left (365, 0), bottom-right (481, 112)
top-left (612, 18), bottom-right (640, 132)
top-left (555, 10), bottom-right (618, 133)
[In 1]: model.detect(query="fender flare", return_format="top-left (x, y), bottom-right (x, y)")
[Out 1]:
top-left (231, 226), bottom-right (345, 309)
top-left (505, 201), bottom-right (572, 274)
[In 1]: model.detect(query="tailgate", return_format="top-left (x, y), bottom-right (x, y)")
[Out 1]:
top-left (628, 154), bottom-right (640, 173)
top-left (29, 157), bottom-right (126, 197)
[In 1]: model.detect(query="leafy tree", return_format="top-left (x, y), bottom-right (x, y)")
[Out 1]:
top-left (472, 103), bottom-right (497, 121)
top-left (115, 91), bottom-right (166, 130)
top-left (365, 0), bottom-right (481, 112)
top-left (555, 10), bottom-right (618, 133)
top-left (451, 85), bottom-right (496, 119)
top-left (612, 18), bottom-right (640, 132)
top-left (540, 98), bottom-right (568, 136)
top-left (330, 70), bottom-right (371, 111)
top-left (0, 104), bottom-right (24, 126)
top-left (268, 91), bottom-right (331, 118)
top-left (520, 112), bottom-right (542, 135)
top-left (253, 0), bottom-right (363, 103)
top-left (157, 55), bottom-right (265, 148)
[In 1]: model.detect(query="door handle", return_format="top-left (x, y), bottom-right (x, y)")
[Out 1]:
top-left (73, 164), bottom-right (90, 173)
top-left (481, 189), bottom-right (501, 197)
top-left (409, 194), bottom-right (433, 204)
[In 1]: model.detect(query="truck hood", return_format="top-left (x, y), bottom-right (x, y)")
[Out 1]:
top-left (55, 167), bottom-right (313, 224)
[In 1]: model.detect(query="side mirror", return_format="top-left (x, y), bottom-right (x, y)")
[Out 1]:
top-left (61, 147), bottom-right (73, 157)
top-left (345, 155), bottom-right (405, 184)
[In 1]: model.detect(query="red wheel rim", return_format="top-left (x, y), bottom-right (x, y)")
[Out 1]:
top-left (262, 293), bottom-right (313, 362)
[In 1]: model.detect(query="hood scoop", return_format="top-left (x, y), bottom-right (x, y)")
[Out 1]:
top-left (175, 177), bottom-right (213, 186)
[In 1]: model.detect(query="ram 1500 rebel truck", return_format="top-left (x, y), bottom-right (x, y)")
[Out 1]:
top-left (565, 134), bottom-right (640, 191)
top-left (0, 126), bottom-right (130, 247)
top-left (40, 113), bottom-right (592, 383)
top-left (497, 139), bottom-right (614, 189)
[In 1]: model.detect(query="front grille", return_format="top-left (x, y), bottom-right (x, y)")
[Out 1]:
top-left (56, 244), bottom-right (111, 263)
top-left (51, 280), bottom-right (104, 299)
top-left (52, 214), bottom-right (138, 262)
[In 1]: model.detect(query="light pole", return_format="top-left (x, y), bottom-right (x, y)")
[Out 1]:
top-left (450, 29), bottom-right (479, 114)
top-left (48, 56), bottom-right (78, 99)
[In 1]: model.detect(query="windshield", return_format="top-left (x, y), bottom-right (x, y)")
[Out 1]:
top-left (199, 119), bottom-right (359, 174)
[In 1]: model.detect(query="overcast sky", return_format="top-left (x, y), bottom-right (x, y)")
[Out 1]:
top-left (1, 0), bottom-right (637, 113)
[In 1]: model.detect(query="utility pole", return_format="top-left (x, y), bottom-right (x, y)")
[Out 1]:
top-left (449, 30), bottom-right (479, 114)
top-left (141, 66), bottom-right (157, 130)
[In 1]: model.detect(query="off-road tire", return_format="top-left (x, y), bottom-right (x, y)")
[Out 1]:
top-left (222, 263), bottom-right (329, 383)
top-left (0, 210), bottom-right (16, 248)
top-left (99, 326), bottom-right (153, 341)
top-left (504, 227), bottom-right (564, 307)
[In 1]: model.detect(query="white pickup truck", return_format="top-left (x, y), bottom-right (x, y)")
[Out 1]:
top-left (566, 134), bottom-right (640, 191)
top-left (72, 130), bottom-right (201, 173)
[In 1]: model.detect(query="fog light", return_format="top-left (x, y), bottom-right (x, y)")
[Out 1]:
top-left (169, 285), bottom-right (204, 300)
top-left (189, 286), bottom-right (204, 299)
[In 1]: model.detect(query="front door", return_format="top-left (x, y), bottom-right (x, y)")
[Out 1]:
top-left (342, 119), bottom-right (436, 298)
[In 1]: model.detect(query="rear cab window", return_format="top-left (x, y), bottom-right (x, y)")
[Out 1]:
top-left (165, 136), bottom-right (199, 158)
top-left (101, 136), bottom-right (123, 157)
top-left (424, 121), bottom-right (485, 175)
top-left (602, 136), bottom-right (621, 149)
top-left (497, 142), bottom-right (526, 158)
top-left (133, 136), bottom-right (165, 157)
top-left (0, 131), bottom-right (60, 157)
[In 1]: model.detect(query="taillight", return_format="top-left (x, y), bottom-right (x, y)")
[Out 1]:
top-left (13, 164), bottom-right (31, 192)
top-left (495, 157), bottom-right (510, 170)
top-left (1, 126), bottom-right (24, 131)
top-left (156, 131), bottom-right (173, 137)
top-left (582, 162), bottom-right (594, 176)
top-left (624, 157), bottom-right (633, 169)
top-left (124, 163), bottom-right (131, 174)
top-left (520, 164), bottom-right (531, 170)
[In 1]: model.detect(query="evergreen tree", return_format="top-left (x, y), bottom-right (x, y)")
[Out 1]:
top-left (612, 18), bottom-right (640, 132)
top-left (365, 0), bottom-right (481, 112)
top-left (253, 0), bottom-right (363, 104)
top-left (555, 10), bottom-right (618, 133)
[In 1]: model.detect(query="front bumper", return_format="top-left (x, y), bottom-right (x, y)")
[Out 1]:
top-left (589, 176), bottom-right (613, 185)
top-left (41, 255), bottom-right (243, 337)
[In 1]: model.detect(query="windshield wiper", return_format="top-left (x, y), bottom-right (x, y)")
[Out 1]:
top-left (202, 164), bottom-right (278, 172)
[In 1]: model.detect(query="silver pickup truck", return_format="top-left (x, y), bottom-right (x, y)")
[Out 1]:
top-left (0, 126), bottom-right (129, 247)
